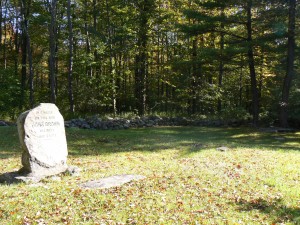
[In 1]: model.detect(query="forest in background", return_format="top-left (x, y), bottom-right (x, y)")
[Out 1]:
top-left (0, 0), bottom-right (299, 127)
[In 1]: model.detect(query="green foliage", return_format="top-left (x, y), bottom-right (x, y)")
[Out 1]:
top-left (219, 106), bottom-right (251, 122)
top-left (0, 68), bottom-right (21, 119)
top-left (0, 0), bottom-right (298, 125)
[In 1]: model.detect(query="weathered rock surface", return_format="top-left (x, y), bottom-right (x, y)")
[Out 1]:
top-left (216, 146), bottom-right (229, 152)
top-left (80, 174), bottom-right (146, 189)
top-left (0, 120), bottom-right (8, 126)
top-left (17, 103), bottom-right (68, 178)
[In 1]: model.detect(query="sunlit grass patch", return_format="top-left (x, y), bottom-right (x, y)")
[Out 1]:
top-left (0, 126), bottom-right (300, 224)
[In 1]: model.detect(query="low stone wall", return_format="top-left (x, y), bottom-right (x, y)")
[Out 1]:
top-left (0, 120), bottom-right (10, 126)
top-left (1, 116), bottom-right (244, 130)
top-left (64, 115), bottom-right (243, 130)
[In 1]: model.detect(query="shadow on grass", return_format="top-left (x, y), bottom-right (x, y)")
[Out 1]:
top-left (235, 197), bottom-right (300, 224)
top-left (0, 127), bottom-right (21, 159)
top-left (0, 171), bottom-right (24, 185)
top-left (1, 126), bottom-right (299, 157)
top-left (66, 126), bottom-right (234, 156)
top-left (65, 126), bottom-right (300, 156)
top-left (0, 152), bottom-right (19, 159)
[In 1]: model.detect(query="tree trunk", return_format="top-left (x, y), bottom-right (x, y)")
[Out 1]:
top-left (20, 17), bottom-right (27, 109)
top-left (217, 46), bottom-right (224, 112)
top-left (55, 11), bottom-right (62, 97)
top-left (190, 38), bottom-right (198, 115)
top-left (239, 65), bottom-right (243, 107)
top-left (246, 0), bottom-right (259, 126)
top-left (0, 0), bottom-right (2, 48)
top-left (105, 0), bottom-right (117, 115)
top-left (20, 0), bottom-right (34, 108)
top-left (28, 32), bottom-right (34, 108)
top-left (48, 0), bottom-right (57, 104)
top-left (19, 0), bottom-right (34, 108)
top-left (156, 24), bottom-right (161, 109)
top-left (135, 0), bottom-right (152, 116)
top-left (67, 0), bottom-right (75, 113)
top-left (3, 0), bottom-right (7, 69)
top-left (280, 0), bottom-right (296, 127)
top-left (14, 17), bottom-right (20, 91)
top-left (84, 1), bottom-right (92, 77)
top-left (116, 54), bottom-right (122, 113)
top-left (218, 8), bottom-right (225, 113)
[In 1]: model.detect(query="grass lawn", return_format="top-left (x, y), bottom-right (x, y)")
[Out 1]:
top-left (0, 126), bottom-right (300, 225)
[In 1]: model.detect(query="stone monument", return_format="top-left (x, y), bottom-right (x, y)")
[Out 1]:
top-left (17, 103), bottom-right (68, 179)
